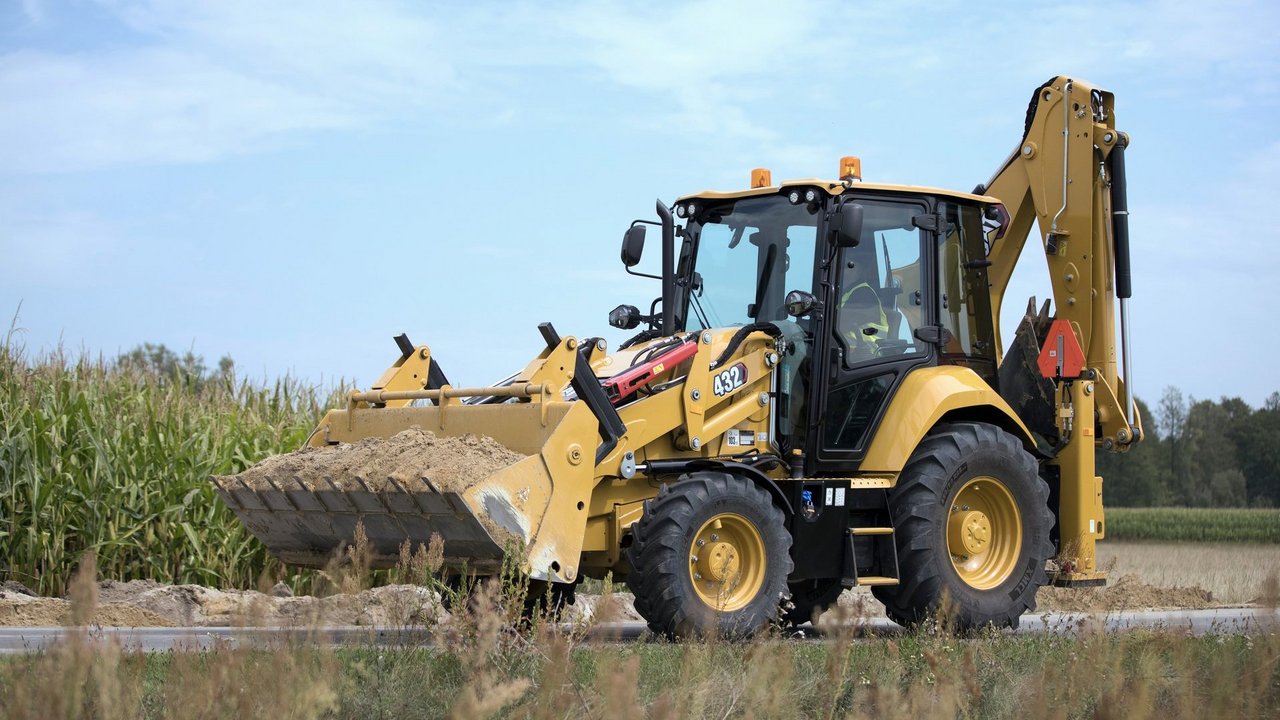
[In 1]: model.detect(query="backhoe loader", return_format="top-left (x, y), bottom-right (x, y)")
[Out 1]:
top-left (213, 75), bottom-right (1142, 637)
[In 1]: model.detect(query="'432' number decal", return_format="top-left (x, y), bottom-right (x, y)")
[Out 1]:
top-left (712, 362), bottom-right (748, 397)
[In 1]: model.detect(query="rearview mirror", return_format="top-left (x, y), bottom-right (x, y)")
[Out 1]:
top-left (834, 204), bottom-right (863, 247)
top-left (621, 225), bottom-right (647, 267)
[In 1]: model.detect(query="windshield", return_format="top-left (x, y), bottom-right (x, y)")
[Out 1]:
top-left (685, 195), bottom-right (819, 329)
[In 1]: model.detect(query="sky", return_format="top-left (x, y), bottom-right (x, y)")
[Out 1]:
top-left (2, 0), bottom-right (1278, 407)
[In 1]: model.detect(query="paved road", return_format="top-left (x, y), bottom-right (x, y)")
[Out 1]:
top-left (1, 608), bottom-right (1275, 655)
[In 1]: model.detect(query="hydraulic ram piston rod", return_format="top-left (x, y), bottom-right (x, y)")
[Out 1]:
top-left (1108, 134), bottom-right (1135, 431)
top-left (349, 383), bottom-right (546, 406)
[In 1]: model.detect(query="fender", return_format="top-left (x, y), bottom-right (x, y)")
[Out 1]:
top-left (642, 458), bottom-right (793, 516)
top-left (860, 366), bottom-right (1036, 474)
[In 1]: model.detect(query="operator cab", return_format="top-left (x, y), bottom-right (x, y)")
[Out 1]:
top-left (619, 161), bottom-right (1000, 475)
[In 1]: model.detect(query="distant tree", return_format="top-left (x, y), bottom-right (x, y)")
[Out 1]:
top-left (115, 344), bottom-right (235, 392)
top-left (1156, 386), bottom-right (1194, 504)
top-left (117, 343), bottom-right (205, 383)
top-left (1184, 398), bottom-right (1246, 506)
top-left (1087, 388), bottom-right (1279, 508)
top-left (1232, 392), bottom-right (1280, 507)
top-left (1097, 397), bottom-right (1169, 506)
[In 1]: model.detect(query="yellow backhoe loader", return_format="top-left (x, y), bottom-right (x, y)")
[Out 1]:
top-left (213, 75), bottom-right (1142, 637)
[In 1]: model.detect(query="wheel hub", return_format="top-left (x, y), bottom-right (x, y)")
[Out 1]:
top-left (946, 477), bottom-right (1023, 590)
top-left (949, 510), bottom-right (991, 555)
top-left (697, 541), bottom-right (740, 581)
top-left (687, 513), bottom-right (766, 611)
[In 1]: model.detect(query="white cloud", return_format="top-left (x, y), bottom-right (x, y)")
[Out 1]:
top-left (102, 0), bottom-right (456, 106)
top-left (3, 0), bottom-right (1276, 178)
top-left (1, 0), bottom-right (458, 173)
top-left (0, 49), bottom-right (352, 172)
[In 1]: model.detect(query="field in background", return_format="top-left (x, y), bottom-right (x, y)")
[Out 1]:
top-left (1105, 507), bottom-right (1280, 543)
top-left (1100, 542), bottom-right (1280, 604)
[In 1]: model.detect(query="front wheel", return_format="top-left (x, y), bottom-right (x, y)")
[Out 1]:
top-left (872, 422), bottom-right (1053, 630)
top-left (626, 472), bottom-right (792, 639)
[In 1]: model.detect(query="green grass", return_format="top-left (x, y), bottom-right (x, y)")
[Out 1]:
top-left (1, 628), bottom-right (1276, 719)
top-left (1106, 507), bottom-right (1280, 543)
top-left (0, 340), bottom-right (338, 595)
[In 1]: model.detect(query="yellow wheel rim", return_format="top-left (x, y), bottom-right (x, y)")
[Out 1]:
top-left (947, 477), bottom-right (1022, 590)
top-left (688, 513), bottom-right (766, 611)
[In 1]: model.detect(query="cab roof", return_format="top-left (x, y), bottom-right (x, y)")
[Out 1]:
top-left (676, 178), bottom-right (998, 205)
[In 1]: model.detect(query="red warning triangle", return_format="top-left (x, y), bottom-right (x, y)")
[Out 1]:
top-left (1037, 319), bottom-right (1086, 379)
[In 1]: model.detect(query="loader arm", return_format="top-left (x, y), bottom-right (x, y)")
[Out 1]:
top-left (981, 76), bottom-right (1143, 583)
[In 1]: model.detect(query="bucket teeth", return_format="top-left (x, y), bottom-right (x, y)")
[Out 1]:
top-left (210, 473), bottom-right (505, 571)
top-left (211, 427), bottom-right (533, 572)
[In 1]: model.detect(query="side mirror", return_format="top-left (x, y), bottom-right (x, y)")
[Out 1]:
top-left (784, 290), bottom-right (818, 318)
top-left (834, 204), bottom-right (863, 247)
top-left (621, 225), bottom-right (647, 267)
top-left (609, 304), bottom-right (642, 330)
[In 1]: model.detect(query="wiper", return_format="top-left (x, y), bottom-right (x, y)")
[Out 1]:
top-left (728, 226), bottom-right (746, 249)
top-left (689, 282), bottom-right (711, 329)
top-left (881, 232), bottom-right (893, 287)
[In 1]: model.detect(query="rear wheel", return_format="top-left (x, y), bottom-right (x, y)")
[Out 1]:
top-left (627, 472), bottom-right (792, 639)
top-left (872, 422), bottom-right (1052, 630)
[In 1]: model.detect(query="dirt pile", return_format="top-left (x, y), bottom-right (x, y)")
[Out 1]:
top-left (0, 578), bottom-right (643, 629)
top-left (567, 592), bottom-right (644, 624)
top-left (219, 427), bottom-right (525, 494)
top-left (1, 581), bottom-right (448, 628)
top-left (0, 587), bottom-right (173, 627)
top-left (1037, 574), bottom-right (1216, 612)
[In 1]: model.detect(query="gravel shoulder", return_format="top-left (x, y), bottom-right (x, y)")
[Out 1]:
top-left (0, 572), bottom-right (1240, 628)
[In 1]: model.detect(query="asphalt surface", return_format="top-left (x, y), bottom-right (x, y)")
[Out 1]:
top-left (0, 608), bottom-right (1275, 654)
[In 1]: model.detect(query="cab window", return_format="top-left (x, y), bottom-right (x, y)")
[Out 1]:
top-left (833, 201), bottom-right (926, 368)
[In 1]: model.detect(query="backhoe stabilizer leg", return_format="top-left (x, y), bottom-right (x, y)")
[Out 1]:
top-left (1048, 377), bottom-right (1106, 586)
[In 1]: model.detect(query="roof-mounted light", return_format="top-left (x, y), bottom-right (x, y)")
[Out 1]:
top-left (840, 155), bottom-right (862, 182)
top-left (751, 168), bottom-right (772, 188)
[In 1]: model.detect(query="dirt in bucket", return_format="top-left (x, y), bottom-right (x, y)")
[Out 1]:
top-left (220, 427), bottom-right (526, 494)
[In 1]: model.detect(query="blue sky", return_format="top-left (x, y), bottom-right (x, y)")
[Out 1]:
top-left (2, 0), bottom-right (1278, 407)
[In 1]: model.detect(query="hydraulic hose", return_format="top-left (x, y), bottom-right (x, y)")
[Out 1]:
top-left (709, 322), bottom-right (782, 370)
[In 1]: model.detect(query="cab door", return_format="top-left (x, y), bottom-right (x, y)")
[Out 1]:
top-left (808, 197), bottom-right (934, 472)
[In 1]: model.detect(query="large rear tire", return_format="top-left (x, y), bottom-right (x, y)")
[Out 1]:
top-left (626, 472), bottom-right (792, 639)
top-left (872, 422), bottom-right (1052, 630)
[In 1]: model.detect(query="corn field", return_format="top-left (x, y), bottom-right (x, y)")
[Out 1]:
top-left (0, 339), bottom-right (335, 595)
top-left (1105, 507), bottom-right (1280, 543)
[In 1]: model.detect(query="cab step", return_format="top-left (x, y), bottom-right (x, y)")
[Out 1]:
top-left (856, 576), bottom-right (899, 586)
top-left (840, 490), bottom-right (901, 588)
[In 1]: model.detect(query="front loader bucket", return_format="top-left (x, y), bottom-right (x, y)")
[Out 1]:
top-left (211, 398), bottom-right (600, 582)
top-left (211, 471), bottom-right (508, 571)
